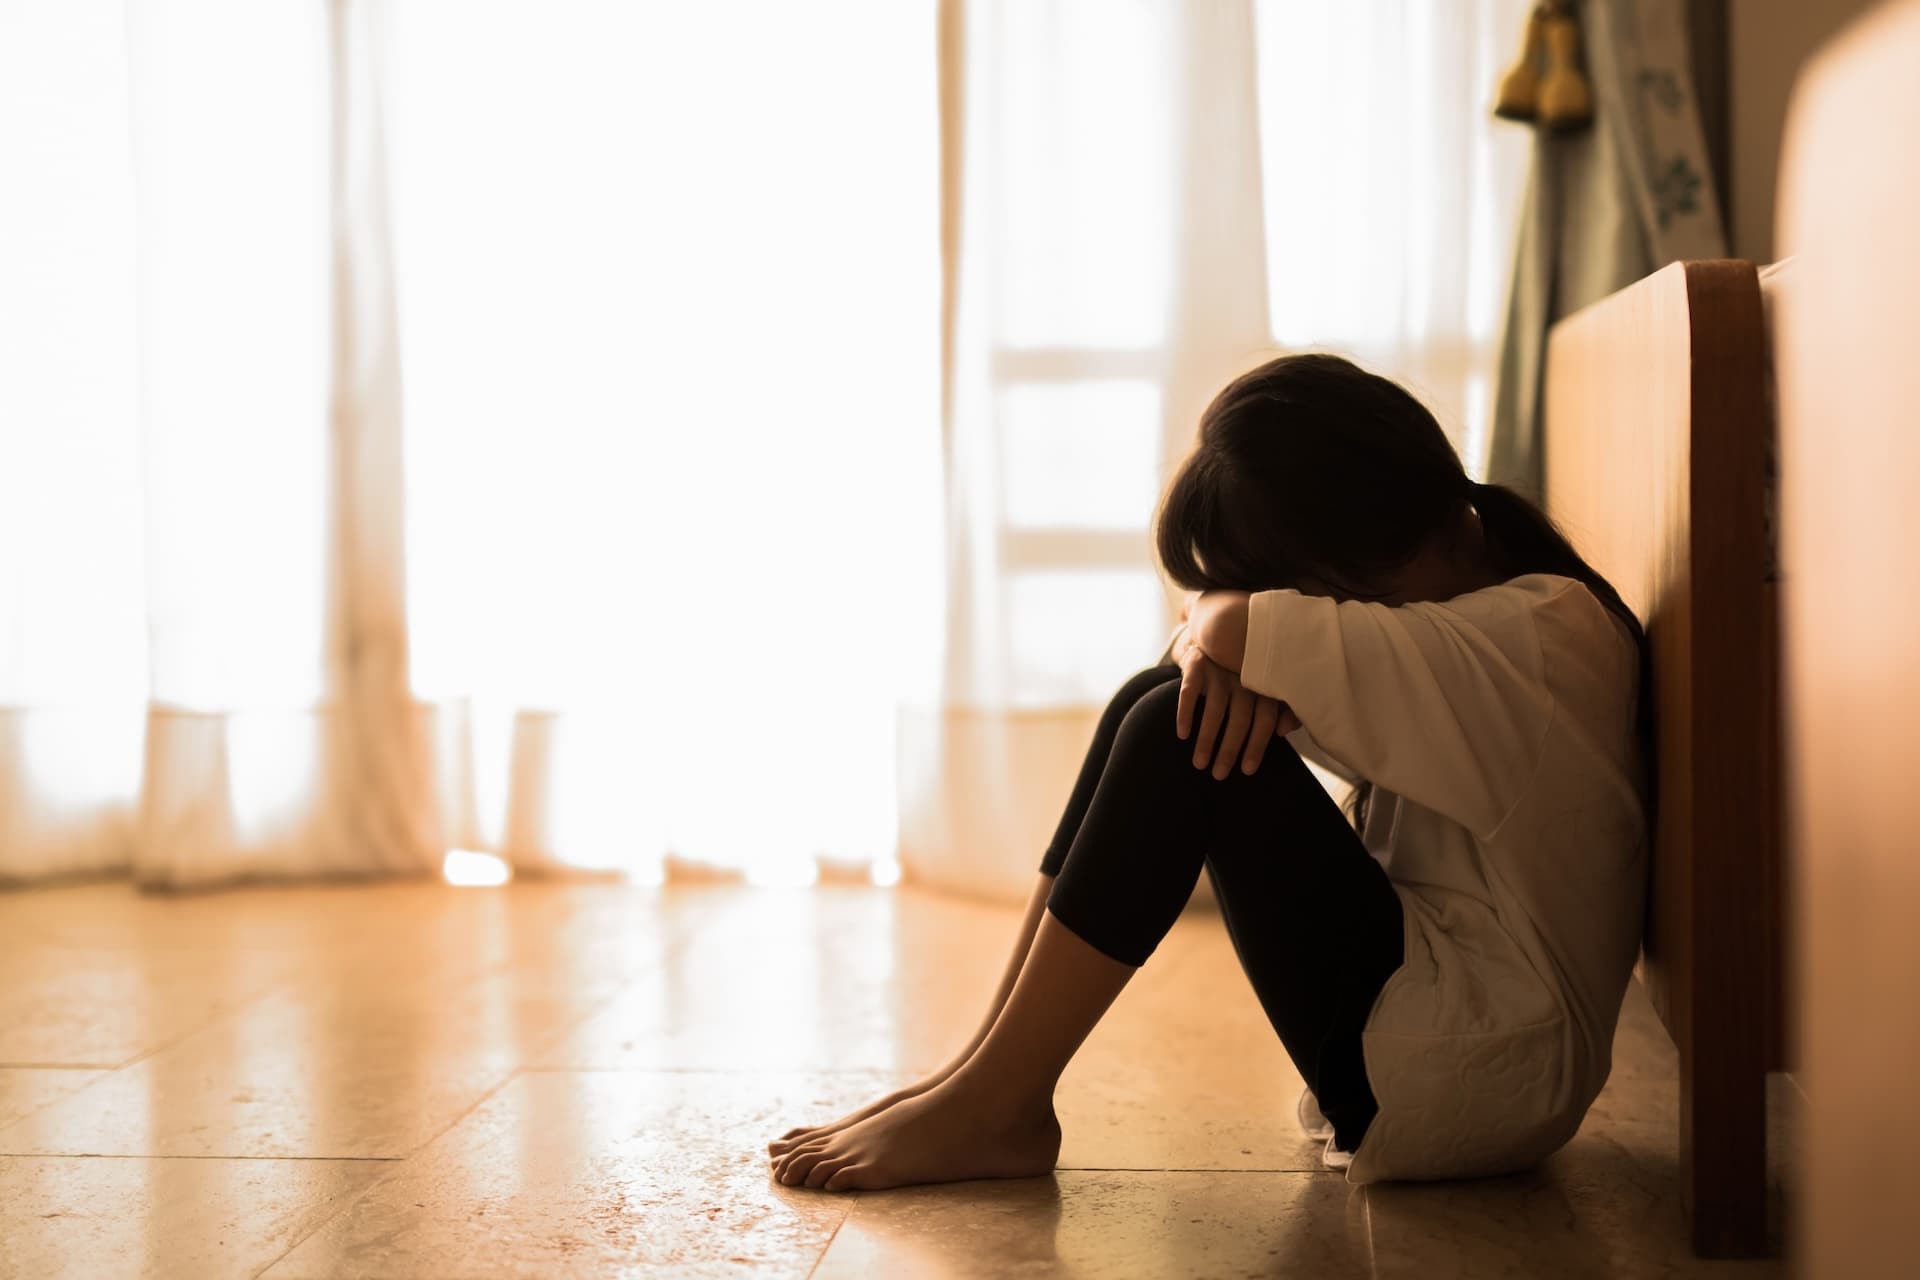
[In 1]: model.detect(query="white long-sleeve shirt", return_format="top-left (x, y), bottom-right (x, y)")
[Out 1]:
top-left (1240, 573), bottom-right (1646, 1181)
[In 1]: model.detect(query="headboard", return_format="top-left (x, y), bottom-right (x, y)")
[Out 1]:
top-left (1542, 259), bottom-right (1778, 1256)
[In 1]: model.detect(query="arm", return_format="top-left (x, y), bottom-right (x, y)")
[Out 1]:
top-left (1232, 585), bottom-right (1558, 835)
top-left (1187, 591), bottom-right (1251, 672)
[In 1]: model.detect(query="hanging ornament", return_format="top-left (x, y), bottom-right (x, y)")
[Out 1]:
top-left (1494, 1), bottom-right (1594, 132)
top-left (1493, 4), bottom-right (1546, 123)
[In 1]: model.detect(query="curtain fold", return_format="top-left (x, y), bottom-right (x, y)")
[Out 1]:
top-left (2, 0), bottom-right (363, 888)
top-left (1486, 0), bottom-right (1727, 498)
top-left (2, 1), bottom-right (940, 888)
top-left (321, 0), bottom-right (440, 875)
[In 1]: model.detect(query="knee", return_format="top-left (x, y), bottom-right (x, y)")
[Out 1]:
top-left (1111, 679), bottom-right (1189, 765)
top-left (1096, 664), bottom-right (1183, 735)
top-left (1111, 663), bottom-right (1181, 708)
top-left (1113, 679), bottom-right (1314, 786)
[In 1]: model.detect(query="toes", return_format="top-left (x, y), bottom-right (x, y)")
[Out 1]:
top-left (769, 1125), bottom-right (821, 1156)
top-left (771, 1135), bottom-right (826, 1180)
top-left (805, 1155), bottom-right (854, 1189)
top-left (781, 1145), bottom-right (829, 1186)
top-left (823, 1164), bottom-right (871, 1192)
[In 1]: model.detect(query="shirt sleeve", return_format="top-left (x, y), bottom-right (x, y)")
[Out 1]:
top-left (1284, 726), bottom-right (1361, 783)
top-left (1241, 582), bottom-right (1565, 836)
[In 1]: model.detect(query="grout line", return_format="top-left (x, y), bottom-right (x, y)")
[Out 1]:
top-left (0, 1063), bottom-right (119, 1071)
top-left (802, 1205), bottom-right (855, 1280)
top-left (1054, 1164), bottom-right (1337, 1175)
top-left (0, 1152), bottom-right (403, 1162)
top-left (515, 1065), bottom-right (913, 1075)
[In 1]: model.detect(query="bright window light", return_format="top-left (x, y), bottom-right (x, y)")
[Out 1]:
top-left (391, 1), bottom-right (936, 884)
top-left (744, 859), bottom-right (823, 890)
top-left (443, 848), bottom-right (512, 887)
top-left (869, 859), bottom-right (903, 888)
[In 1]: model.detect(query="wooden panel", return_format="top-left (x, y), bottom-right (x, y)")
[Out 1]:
top-left (1543, 259), bottom-right (1773, 1256)
top-left (1774, 6), bottom-right (1920, 1277)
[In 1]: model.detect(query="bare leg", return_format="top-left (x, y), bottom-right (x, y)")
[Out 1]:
top-left (769, 668), bottom-right (1180, 1157)
top-left (771, 908), bottom-right (1131, 1190)
top-left (767, 875), bottom-right (1053, 1155)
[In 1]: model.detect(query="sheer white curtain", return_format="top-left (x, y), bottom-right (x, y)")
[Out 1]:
top-left (0, 0), bottom-right (403, 887)
top-left (1253, 0), bottom-right (1533, 469)
top-left (0, 0), bottom-right (939, 887)
top-left (2, 0), bottom-right (1524, 892)
top-left (902, 0), bottom-right (1531, 899)
top-left (386, 0), bottom-right (941, 885)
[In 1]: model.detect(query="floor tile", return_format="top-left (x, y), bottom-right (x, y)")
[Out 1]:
top-left (1057, 920), bottom-right (1322, 1173)
top-left (0, 881), bottom-right (1790, 1279)
top-left (814, 1170), bottom-right (1371, 1279)
top-left (533, 887), bottom-right (1012, 1075)
top-left (0, 965), bottom-right (630, 1159)
top-left (0, 945), bottom-right (300, 1068)
top-left (1360, 1145), bottom-right (1782, 1280)
top-left (0, 1154), bottom-right (388, 1280)
top-left (0, 1068), bottom-right (111, 1130)
top-left (261, 1071), bottom-right (887, 1279)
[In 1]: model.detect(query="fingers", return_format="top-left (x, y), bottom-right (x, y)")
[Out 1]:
top-left (1211, 687), bottom-right (1256, 780)
top-left (1176, 653), bottom-right (1204, 739)
top-left (1192, 674), bottom-right (1227, 769)
top-left (1240, 698), bottom-right (1281, 775)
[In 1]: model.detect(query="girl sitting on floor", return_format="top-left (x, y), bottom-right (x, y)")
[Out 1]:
top-left (768, 353), bottom-right (1647, 1191)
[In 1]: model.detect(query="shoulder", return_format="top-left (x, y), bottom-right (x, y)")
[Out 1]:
top-left (1461, 575), bottom-right (1640, 708)
top-left (1427, 574), bottom-right (1617, 639)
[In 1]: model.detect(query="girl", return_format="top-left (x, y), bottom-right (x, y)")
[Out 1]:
top-left (768, 353), bottom-right (1646, 1191)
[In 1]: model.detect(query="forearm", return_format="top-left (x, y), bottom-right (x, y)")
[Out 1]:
top-left (1191, 592), bottom-right (1251, 672)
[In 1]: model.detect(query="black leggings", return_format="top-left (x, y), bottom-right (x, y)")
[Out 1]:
top-left (1038, 664), bottom-right (1405, 1152)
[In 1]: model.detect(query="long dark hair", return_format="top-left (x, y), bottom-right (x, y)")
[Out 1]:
top-left (1155, 353), bottom-right (1645, 826)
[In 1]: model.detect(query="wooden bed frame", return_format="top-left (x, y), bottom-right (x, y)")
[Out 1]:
top-left (1542, 259), bottom-right (1781, 1258)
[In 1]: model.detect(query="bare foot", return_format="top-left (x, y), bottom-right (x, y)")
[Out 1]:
top-left (769, 1078), bottom-right (1060, 1192)
top-left (768, 1080), bottom-right (937, 1156)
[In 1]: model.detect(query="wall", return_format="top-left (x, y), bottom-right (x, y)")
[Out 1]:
top-left (1728, 0), bottom-right (1883, 261)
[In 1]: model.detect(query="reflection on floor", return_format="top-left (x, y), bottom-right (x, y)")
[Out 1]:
top-left (0, 881), bottom-right (1787, 1278)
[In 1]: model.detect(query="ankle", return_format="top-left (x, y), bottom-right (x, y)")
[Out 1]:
top-left (938, 1066), bottom-right (1058, 1123)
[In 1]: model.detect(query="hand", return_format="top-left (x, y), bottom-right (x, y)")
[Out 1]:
top-left (1175, 646), bottom-right (1301, 779)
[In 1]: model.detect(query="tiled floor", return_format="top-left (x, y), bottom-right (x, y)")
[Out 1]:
top-left (0, 881), bottom-right (1786, 1278)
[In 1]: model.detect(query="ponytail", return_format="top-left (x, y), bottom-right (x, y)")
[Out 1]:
top-left (1469, 481), bottom-right (1644, 648)
top-left (1469, 480), bottom-right (1653, 785)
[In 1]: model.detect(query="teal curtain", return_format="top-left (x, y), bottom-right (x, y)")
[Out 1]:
top-left (1486, 0), bottom-right (1727, 497)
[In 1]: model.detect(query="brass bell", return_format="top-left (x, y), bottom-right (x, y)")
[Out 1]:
top-left (1536, 4), bottom-right (1594, 130)
top-left (1493, 2), bottom-right (1594, 132)
top-left (1493, 4), bottom-right (1545, 123)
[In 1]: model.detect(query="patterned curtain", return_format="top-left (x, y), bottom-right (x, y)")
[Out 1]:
top-left (1485, 0), bottom-right (1727, 498)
